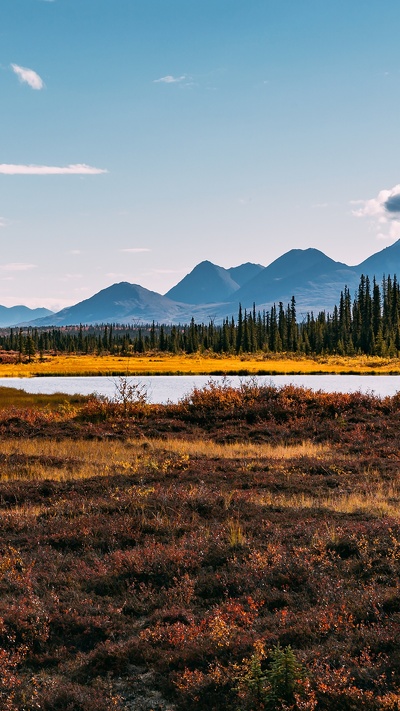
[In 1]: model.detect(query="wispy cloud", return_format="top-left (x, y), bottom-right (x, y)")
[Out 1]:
top-left (67, 249), bottom-right (82, 255)
top-left (0, 163), bottom-right (107, 175)
top-left (0, 263), bottom-right (37, 272)
top-left (61, 273), bottom-right (83, 281)
top-left (154, 75), bottom-right (186, 84)
top-left (0, 217), bottom-right (8, 228)
top-left (120, 248), bottom-right (151, 253)
top-left (11, 64), bottom-right (44, 90)
top-left (352, 184), bottom-right (400, 240)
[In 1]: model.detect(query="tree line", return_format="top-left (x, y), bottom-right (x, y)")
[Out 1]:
top-left (2, 274), bottom-right (400, 358)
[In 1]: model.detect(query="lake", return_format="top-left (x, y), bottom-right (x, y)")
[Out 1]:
top-left (0, 374), bottom-right (400, 403)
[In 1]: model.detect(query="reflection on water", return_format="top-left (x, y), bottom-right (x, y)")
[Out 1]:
top-left (0, 374), bottom-right (399, 404)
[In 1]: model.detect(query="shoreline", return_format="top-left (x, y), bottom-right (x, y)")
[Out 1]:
top-left (1, 353), bottom-right (400, 377)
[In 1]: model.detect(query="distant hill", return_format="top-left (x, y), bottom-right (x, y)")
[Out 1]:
top-left (165, 260), bottom-right (264, 305)
top-left (165, 260), bottom-right (241, 304)
top-left (356, 238), bottom-right (400, 277)
top-left (0, 305), bottom-right (54, 328)
top-left (231, 248), bottom-right (358, 314)
top-left (32, 283), bottom-right (189, 326)
top-left (227, 262), bottom-right (264, 286)
top-left (222, 241), bottom-right (400, 316)
top-left (15, 240), bottom-right (400, 326)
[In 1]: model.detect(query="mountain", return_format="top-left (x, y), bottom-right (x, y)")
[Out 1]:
top-left (0, 305), bottom-right (54, 328)
top-left (356, 238), bottom-right (400, 277)
top-left (165, 260), bottom-right (241, 304)
top-left (227, 262), bottom-right (264, 286)
top-left (228, 241), bottom-right (400, 315)
top-left (17, 240), bottom-right (400, 327)
top-left (32, 282), bottom-right (190, 326)
top-left (231, 248), bottom-right (358, 314)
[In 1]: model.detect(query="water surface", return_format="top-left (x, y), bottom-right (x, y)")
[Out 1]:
top-left (0, 374), bottom-right (399, 403)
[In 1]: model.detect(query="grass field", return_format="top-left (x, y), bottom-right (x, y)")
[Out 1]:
top-left (1, 382), bottom-right (400, 709)
top-left (2, 351), bottom-right (400, 376)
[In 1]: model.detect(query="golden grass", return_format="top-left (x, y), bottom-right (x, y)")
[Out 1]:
top-left (0, 437), bottom-right (328, 482)
top-left (2, 352), bottom-right (400, 377)
top-left (0, 439), bottom-right (142, 481)
top-left (146, 438), bottom-right (330, 460)
top-left (252, 484), bottom-right (400, 520)
top-left (0, 385), bottom-right (87, 409)
top-left (1, 435), bottom-right (399, 520)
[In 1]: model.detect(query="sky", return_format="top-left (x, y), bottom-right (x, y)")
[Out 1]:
top-left (1, 0), bottom-right (400, 312)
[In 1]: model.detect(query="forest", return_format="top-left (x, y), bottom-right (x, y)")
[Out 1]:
top-left (1, 274), bottom-right (400, 359)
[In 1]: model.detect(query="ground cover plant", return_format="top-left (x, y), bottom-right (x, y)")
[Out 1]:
top-left (1, 381), bottom-right (400, 709)
top-left (2, 352), bottom-right (400, 377)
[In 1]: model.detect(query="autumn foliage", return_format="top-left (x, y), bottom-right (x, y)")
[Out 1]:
top-left (0, 382), bottom-right (400, 709)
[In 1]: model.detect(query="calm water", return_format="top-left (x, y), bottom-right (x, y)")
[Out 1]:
top-left (0, 374), bottom-right (399, 403)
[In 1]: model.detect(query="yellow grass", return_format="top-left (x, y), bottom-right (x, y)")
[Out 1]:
top-left (0, 439), bottom-right (142, 481)
top-left (251, 485), bottom-right (400, 519)
top-left (0, 437), bottom-right (328, 483)
top-left (2, 436), bottom-right (398, 520)
top-left (2, 352), bottom-right (400, 377)
top-left (147, 438), bottom-right (330, 460)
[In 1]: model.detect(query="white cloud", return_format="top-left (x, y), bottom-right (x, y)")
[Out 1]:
top-left (120, 248), bottom-right (151, 253)
top-left (0, 163), bottom-right (107, 175)
top-left (154, 75), bottom-right (186, 84)
top-left (0, 217), bottom-right (8, 228)
top-left (11, 63), bottom-right (44, 90)
top-left (61, 273), bottom-right (83, 280)
top-left (67, 249), bottom-right (82, 255)
top-left (0, 263), bottom-right (37, 272)
top-left (352, 183), bottom-right (400, 241)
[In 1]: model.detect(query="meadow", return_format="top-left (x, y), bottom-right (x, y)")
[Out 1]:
top-left (1, 380), bottom-right (400, 710)
top-left (2, 351), bottom-right (400, 376)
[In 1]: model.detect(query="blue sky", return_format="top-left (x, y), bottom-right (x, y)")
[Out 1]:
top-left (1, 0), bottom-right (400, 310)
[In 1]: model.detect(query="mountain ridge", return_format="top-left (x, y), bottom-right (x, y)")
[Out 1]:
top-left (4, 241), bottom-right (400, 327)
top-left (165, 260), bottom-right (241, 304)
top-left (32, 282), bottom-right (189, 327)
top-left (0, 305), bottom-right (54, 328)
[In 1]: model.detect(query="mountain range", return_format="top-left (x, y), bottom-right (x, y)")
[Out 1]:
top-left (3, 240), bottom-right (400, 327)
top-left (0, 305), bottom-right (54, 328)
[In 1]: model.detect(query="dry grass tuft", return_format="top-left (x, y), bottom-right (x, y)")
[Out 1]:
top-left (251, 484), bottom-right (400, 519)
top-left (0, 438), bottom-right (330, 483)
top-left (0, 439), bottom-right (142, 481)
top-left (145, 438), bottom-right (330, 460)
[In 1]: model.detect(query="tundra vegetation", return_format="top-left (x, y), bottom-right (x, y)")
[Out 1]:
top-left (1, 379), bottom-right (400, 709)
top-left (3, 351), bottom-right (400, 377)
